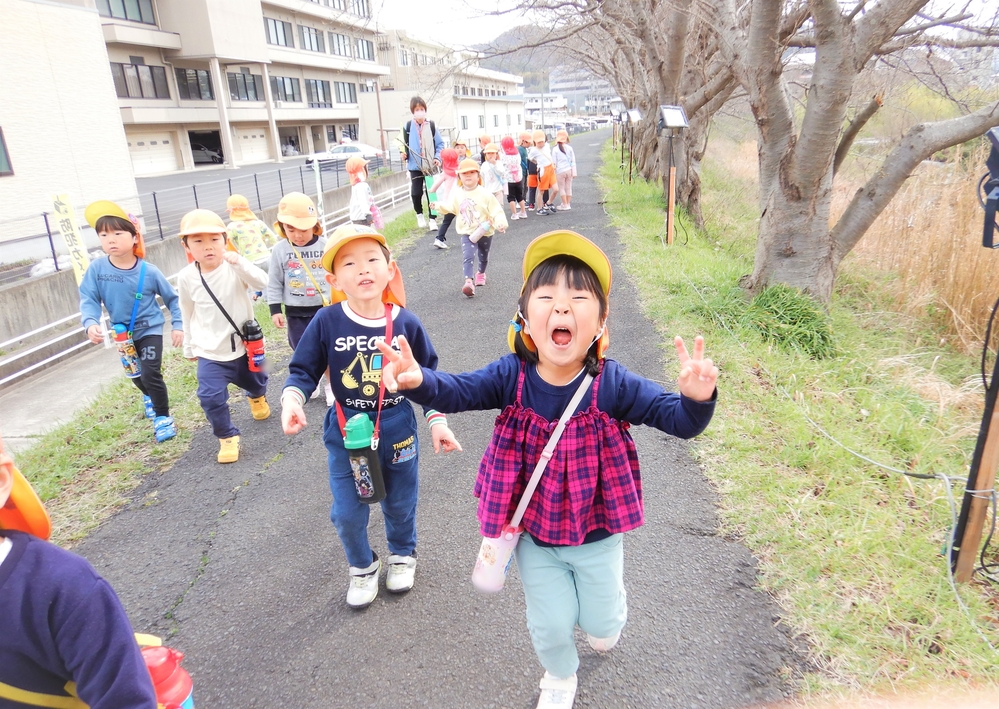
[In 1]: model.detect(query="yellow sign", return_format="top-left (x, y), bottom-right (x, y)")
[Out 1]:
top-left (51, 194), bottom-right (90, 285)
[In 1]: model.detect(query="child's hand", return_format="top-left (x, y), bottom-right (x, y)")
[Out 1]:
top-left (86, 324), bottom-right (103, 344)
top-left (497, 226), bottom-right (507, 233)
top-left (430, 424), bottom-right (463, 454)
top-left (272, 313), bottom-right (286, 329)
top-left (171, 330), bottom-right (184, 348)
top-left (282, 399), bottom-right (307, 435)
top-left (222, 251), bottom-right (239, 265)
top-left (375, 336), bottom-right (424, 391)
top-left (675, 336), bottom-right (718, 402)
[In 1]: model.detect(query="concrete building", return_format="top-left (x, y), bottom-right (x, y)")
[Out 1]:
top-left (523, 93), bottom-right (568, 130)
top-left (99, 0), bottom-right (390, 175)
top-left (361, 30), bottom-right (524, 151)
top-left (549, 66), bottom-right (615, 115)
top-left (1, 0), bottom-right (139, 241)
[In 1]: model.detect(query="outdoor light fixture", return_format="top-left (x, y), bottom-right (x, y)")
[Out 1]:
top-left (658, 104), bottom-right (689, 131)
top-left (626, 108), bottom-right (642, 123)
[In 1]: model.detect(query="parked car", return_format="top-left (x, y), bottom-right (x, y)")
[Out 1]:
top-left (191, 143), bottom-right (223, 164)
top-left (305, 142), bottom-right (384, 170)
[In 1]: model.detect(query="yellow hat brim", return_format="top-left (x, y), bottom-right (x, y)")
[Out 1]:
top-left (84, 200), bottom-right (130, 229)
top-left (321, 224), bottom-right (388, 273)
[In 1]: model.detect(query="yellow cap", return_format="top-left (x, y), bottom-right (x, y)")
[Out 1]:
top-left (556, 130), bottom-right (570, 143)
top-left (457, 158), bottom-right (480, 174)
top-left (483, 142), bottom-right (500, 154)
top-left (179, 209), bottom-right (226, 236)
top-left (0, 437), bottom-right (51, 540)
top-left (532, 130), bottom-right (547, 142)
top-left (225, 194), bottom-right (256, 221)
top-left (276, 192), bottom-right (320, 232)
top-left (345, 156), bottom-right (369, 174)
top-left (321, 224), bottom-right (405, 307)
top-left (508, 231), bottom-right (612, 356)
top-left (84, 200), bottom-right (129, 229)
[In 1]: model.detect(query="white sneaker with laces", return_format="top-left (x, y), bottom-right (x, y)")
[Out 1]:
top-left (536, 672), bottom-right (577, 709)
top-left (386, 554), bottom-right (417, 593)
top-left (428, 218), bottom-right (438, 230)
top-left (416, 214), bottom-right (427, 229)
top-left (433, 238), bottom-right (449, 250)
top-left (586, 630), bottom-right (621, 653)
top-left (346, 555), bottom-right (380, 609)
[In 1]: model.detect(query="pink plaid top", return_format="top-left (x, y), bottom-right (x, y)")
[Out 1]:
top-left (474, 366), bottom-right (642, 545)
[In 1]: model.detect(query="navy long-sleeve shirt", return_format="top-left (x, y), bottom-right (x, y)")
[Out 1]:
top-left (79, 257), bottom-right (181, 340)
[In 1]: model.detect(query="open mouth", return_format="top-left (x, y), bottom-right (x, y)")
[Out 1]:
top-left (358, 278), bottom-right (374, 287)
top-left (551, 327), bottom-right (573, 346)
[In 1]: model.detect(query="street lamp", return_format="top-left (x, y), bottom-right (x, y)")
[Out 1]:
top-left (658, 104), bottom-right (689, 246)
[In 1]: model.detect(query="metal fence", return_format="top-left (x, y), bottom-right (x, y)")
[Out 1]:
top-left (0, 155), bottom-right (407, 286)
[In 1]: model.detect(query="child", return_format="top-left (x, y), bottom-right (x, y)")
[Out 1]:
top-left (477, 134), bottom-right (491, 164)
top-left (525, 133), bottom-right (539, 211)
top-left (0, 434), bottom-right (158, 709)
top-left (518, 131), bottom-right (531, 206)
top-left (553, 131), bottom-right (577, 211)
top-left (501, 136), bottom-right (526, 220)
top-left (80, 200), bottom-right (183, 443)
top-left (529, 130), bottom-right (559, 216)
top-left (177, 209), bottom-right (270, 464)
top-left (225, 194), bottom-right (277, 269)
top-left (453, 137), bottom-right (470, 160)
top-left (280, 224), bottom-right (460, 609)
top-left (480, 143), bottom-right (508, 206)
top-left (445, 159), bottom-right (509, 298)
top-left (346, 156), bottom-right (376, 227)
top-left (428, 148), bottom-right (460, 250)
top-left (376, 231), bottom-right (718, 709)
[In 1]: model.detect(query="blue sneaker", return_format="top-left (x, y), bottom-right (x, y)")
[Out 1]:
top-left (153, 416), bottom-right (177, 443)
top-left (143, 395), bottom-right (155, 420)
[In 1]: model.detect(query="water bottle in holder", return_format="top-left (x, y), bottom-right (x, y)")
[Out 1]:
top-left (113, 324), bottom-right (141, 378)
top-left (472, 524), bottom-right (522, 593)
top-left (343, 413), bottom-right (386, 504)
top-left (242, 319), bottom-right (265, 372)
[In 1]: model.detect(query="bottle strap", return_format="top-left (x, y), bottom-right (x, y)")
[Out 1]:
top-left (508, 371), bottom-right (594, 530)
top-left (197, 263), bottom-right (244, 352)
top-left (335, 302), bottom-right (394, 451)
top-left (287, 242), bottom-right (330, 307)
top-left (126, 261), bottom-right (147, 337)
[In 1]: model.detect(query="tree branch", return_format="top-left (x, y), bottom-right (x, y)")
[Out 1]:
top-left (833, 94), bottom-right (883, 174)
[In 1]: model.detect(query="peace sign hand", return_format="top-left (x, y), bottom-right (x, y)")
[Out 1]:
top-left (375, 336), bottom-right (424, 393)
top-left (675, 336), bottom-right (718, 403)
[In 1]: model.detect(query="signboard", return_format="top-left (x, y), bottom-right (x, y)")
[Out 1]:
top-left (51, 194), bottom-right (90, 285)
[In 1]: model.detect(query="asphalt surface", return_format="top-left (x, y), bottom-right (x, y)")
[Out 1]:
top-left (74, 129), bottom-right (801, 708)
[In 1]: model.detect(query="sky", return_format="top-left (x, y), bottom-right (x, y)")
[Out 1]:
top-left (372, 0), bottom-right (527, 48)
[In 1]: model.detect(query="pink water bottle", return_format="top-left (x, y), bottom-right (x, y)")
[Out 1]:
top-left (469, 221), bottom-right (490, 244)
top-left (471, 524), bottom-right (522, 593)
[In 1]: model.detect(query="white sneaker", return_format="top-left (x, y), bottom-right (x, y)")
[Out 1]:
top-left (427, 218), bottom-right (438, 230)
top-left (537, 672), bottom-right (577, 708)
top-left (433, 238), bottom-right (449, 250)
top-left (510, 212), bottom-right (520, 220)
top-left (587, 630), bottom-right (621, 653)
top-left (416, 214), bottom-right (427, 229)
top-left (386, 554), bottom-right (417, 593)
top-left (346, 555), bottom-right (380, 609)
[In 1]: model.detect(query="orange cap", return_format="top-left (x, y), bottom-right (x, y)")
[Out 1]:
top-left (483, 142), bottom-right (500, 154)
top-left (457, 158), bottom-right (480, 174)
top-left (226, 194), bottom-right (257, 221)
top-left (0, 436), bottom-right (52, 540)
top-left (556, 130), bottom-right (570, 143)
top-left (179, 209), bottom-right (226, 236)
top-left (532, 130), bottom-right (547, 142)
top-left (320, 224), bottom-right (405, 307)
top-left (275, 192), bottom-right (321, 234)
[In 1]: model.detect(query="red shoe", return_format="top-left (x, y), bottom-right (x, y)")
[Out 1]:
top-left (474, 272), bottom-right (486, 286)
top-left (462, 279), bottom-right (475, 297)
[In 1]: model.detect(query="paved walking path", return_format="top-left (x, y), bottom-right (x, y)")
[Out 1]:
top-left (70, 130), bottom-right (798, 708)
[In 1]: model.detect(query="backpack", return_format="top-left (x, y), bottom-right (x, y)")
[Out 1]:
top-left (401, 119), bottom-right (436, 153)
top-left (502, 153), bottom-right (523, 182)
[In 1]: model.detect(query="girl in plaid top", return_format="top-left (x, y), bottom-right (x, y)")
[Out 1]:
top-left (378, 231), bottom-right (718, 709)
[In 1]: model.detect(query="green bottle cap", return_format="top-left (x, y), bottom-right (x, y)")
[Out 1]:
top-left (343, 413), bottom-right (374, 450)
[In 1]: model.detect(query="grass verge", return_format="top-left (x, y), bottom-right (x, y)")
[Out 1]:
top-left (14, 214), bottom-right (419, 547)
top-left (598, 141), bottom-right (999, 696)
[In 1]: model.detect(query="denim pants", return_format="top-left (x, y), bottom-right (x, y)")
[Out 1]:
top-left (514, 533), bottom-right (628, 679)
top-left (323, 400), bottom-right (421, 568)
top-left (461, 234), bottom-right (492, 280)
top-left (196, 355), bottom-right (268, 439)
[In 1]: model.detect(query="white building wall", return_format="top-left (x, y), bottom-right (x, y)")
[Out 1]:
top-left (1, 0), bottom-right (138, 239)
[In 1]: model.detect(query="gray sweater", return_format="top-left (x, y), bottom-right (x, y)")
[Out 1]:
top-left (267, 235), bottom-right (329, 318)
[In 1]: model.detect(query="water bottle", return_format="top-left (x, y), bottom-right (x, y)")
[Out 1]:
top-left (242, 319), bottom-right (265, 372)
top-left (141, 645), bottom-right (195, 709)
top-left (469, 220), bottom-right (490, 244)
top-left (112, 324), bottom-right (141, 378)
top-left (471, 524), bottom-right (522, 593)
top-left (343, 413), bottom-right (386, 505)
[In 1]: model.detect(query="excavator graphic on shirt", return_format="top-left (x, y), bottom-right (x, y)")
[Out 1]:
top-left (340, 351), bottom-right (383, 398)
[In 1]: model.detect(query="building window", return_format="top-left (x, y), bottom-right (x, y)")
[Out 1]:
top-left (493, 115), bottom-right (499, 127)
top-left (300, 26), bottom-right (325, 52)
top-left (399, 49), bottom-right (409, 66)
top-left (228, 70), bottom-right (264, 101)
top-left (460, 116), bottom-right (468, 130)
top-left (462, 86), bottom-right (468, 96)
top-left (478, 115), bottom-right (484, 128)
top-left (517, 114), bottom-right (521, 123)
top-left (453, 85), bottom-right (460, 96)
top-left (506, 114), bottom-right (511, 126)
top-left (342, 123), bottom-right (358, 140)
top-left (0, 128), bottom-right (12, 177)
top-left (358, 81), bottom-right (375, 93)
top-left (305, 79), bottom-right (333, 108)
top-left (329, 0), bottom-right (345, 8)
top-left (110, 62), bottom-right (169, 99)
top-left (491, 89), bottom-right (496, 96)
top-left (265, 18), bottom-right (293, 47)
top-left (329, 32), bottom-right (351, 57)
top-left (349, 0), bottom-right (370, 17)
top-left (271, 76), bottom-right (302, 102)
top-left (477, 88), bottom-right (483, 96)
top-left (175, 68), bottom-right (213, 100)
top-left (355, 38), bottom-right (375, 61)
top-left (502, 90), bottom-right (507, 96)
top-left (97, 0), bottom-right (155, 24)
top-left (334, 81), bottom-right (357, 103)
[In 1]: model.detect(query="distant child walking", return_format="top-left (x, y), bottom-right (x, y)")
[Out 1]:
top-left (501, 136), bottom-right (526, 219)
top-left (80, 200), bottom-right (183, 443)
top-left (445, 159), bottom-right (508, 298)
top-left (525, 133), bottom-right (539, 210)
top-left (225, 194), bottom-right (277, 269)
top-left (480, 143), bottom-right (508, 205)
top-left (553, 130), bottom-right (577, 211)
top-left (529, 130), bottom-right (558, 215)
top-left (376, 231), bottom-right (718, 709)
top-left (177, 209), bottom-right (271, 464)
top-left (346, 156), bottom-right (381, 228)
top-left (428, 148), bottom-right (460, 250)
top-left (281, 224), bottom-right (459, 609)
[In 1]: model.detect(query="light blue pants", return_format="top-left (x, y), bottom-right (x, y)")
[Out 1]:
top-left (514, 533), bottom-right (628, 679)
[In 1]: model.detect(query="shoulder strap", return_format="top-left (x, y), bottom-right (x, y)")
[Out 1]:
top-left (429, 120), bottom-right (436, 138)
top-left (508, 372), bottom-right (594, 529)
top-left (127, 261), bottom-right (147, 336)
top-left (197, 263), bottom-right (244, 351)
